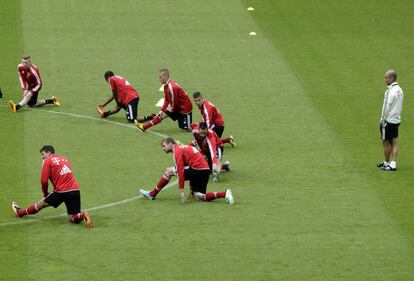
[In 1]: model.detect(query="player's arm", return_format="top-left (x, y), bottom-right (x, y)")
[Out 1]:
top-left (40, 160), bottom-right (51, 197)
top-left (173, 149), bottom-right (186, 203)
top-left (17, 68), bottom-right (28, 94)
top-left (29, 68), bottom-right (42, 93)
top-left (206, 136), bottom-right (218, 172)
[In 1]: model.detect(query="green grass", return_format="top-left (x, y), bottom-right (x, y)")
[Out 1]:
top-left (1, 0), bottom-right (413, 280)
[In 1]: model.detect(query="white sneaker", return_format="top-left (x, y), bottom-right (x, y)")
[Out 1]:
top-left (225, 189), bottom-right (234, 205)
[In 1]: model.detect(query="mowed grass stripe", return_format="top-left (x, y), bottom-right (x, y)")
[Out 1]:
top-left (2, 0), bottom-right (411, 280)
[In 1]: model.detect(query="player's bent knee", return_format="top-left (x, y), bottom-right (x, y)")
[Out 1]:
top-left (194, 192), bottom-right (205, 200)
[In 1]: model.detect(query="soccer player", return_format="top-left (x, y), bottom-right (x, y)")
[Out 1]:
top-left (190, 122), bottom-right (230, 182)
top-left (192, 91), bottom-right (236, 147)
top-left (377, 69), bottom-right (404, 171)
top-left (139, 137), bottom-right (234, 205)
top-left (8, 54), bottom-right (60, 112)
top-left (97, 71), bottom-right (154, 123)
top-left (135, 69), bottom-right (193, 132)
top-left (11, 145), bottom-right (93, 228)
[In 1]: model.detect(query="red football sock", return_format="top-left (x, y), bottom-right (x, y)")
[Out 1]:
top-left (17, 203), bottom-right (40, 217)
top-left (70, 213), bottom-right (85, 224)
top-left (144, 116), bottom-right (162, 130)
top-left (150, 174), bottom-right (171, 197)
top-left (202, 191), bottom-right (225, 201)
top-left (221, 138), bottom-right (230, 144)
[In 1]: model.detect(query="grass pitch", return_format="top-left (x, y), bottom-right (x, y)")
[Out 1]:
top-left (1, 0), bottom-right (413, 280)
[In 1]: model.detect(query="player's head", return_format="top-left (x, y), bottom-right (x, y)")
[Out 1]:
top-left (104, 71), bottom-right (114, 82)
top-left (193, 91), bottom-right (204, 107)
top-left (158, 68), bottom-right (170, 84)
top-left (22, 54), bottom-right (31, 70)
top-left (384, 69), bottom-right (397, 85)
top-left (39, 145), bottom-right (55, 160)
top-left (198, 122), bottom-right (208, 138)
top-left (161, 137), bottom-right (176, 153)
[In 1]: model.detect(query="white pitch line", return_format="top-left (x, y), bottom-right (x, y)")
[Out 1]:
top-left (0, 180), bottom-right (178, 227)
top-left (0, 107), bottom-right (181, 227)
top-left (29, 108), bottom-right (171, 139)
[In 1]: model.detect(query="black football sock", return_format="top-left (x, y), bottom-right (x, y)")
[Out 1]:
top-left (45, 99), bottom-right (54, 104)
top-left (104, 111), bottom-right (111, 117)
top-left (16, 104), bottom-right (22, 110)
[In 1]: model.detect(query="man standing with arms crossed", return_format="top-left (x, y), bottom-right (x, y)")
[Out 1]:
top-left (135, 69), bottom-right (193, 132)
top-left (11, 145), bottom-right (93, 228)
top-left (8, 54), bottom-right (60, 112)
top-left (377, 69), bottom-right (404, 171)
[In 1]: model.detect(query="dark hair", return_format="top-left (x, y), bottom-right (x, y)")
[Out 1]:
top-left (193, 91), bottom-right (202, 99)
top-left (104, 71), bottom-right (114, 81)
top-left (40, 145), bottom-right (55, 154)
top-left (198, 122), bottom-right (208, 130)
top-left (161, 137), bottom-right (176, 145)
top-left (22, 54), bottom-right (30, 60)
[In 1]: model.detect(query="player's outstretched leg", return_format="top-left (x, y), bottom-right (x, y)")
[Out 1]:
top-left (11, 201), bottom-right (41, 217)
top-left (140, 174), bottom-right (172, 200)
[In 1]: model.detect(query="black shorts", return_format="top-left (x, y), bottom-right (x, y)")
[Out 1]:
top-left (380, 122), bottom-right (400, 141)
top-left (206, 147), bottom-right (224, 170)
top-left (27, 85), bottom-right (41, 106)
top-left (165, 110), bottom-right (192, 130)
top-left (183, 167), bottom-right (210, 194)
top-left (212, 125), bottom-right (224, 138)
top-left (123, 98), bottom-right (139, 122)
top-left (44, 190), bottom-right (81, 215)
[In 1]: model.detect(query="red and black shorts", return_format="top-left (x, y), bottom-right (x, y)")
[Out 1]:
top-left (380, 122), bottom-right (400, 141)
top-left (182, 167), bottom-right (210, 194)
top-left (45, 190), bottom-right (81, 215)
top-left (165, 110), bottom-right (192, 131)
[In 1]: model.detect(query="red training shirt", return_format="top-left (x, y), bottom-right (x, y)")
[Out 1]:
top-left (198, 99), bottom-right (225, 129)
top-left (191, 123), bottom-right (223, 165)
top-left (172, 144), bottom-right (209, 189)
top-left (161, 80), bottom-right (193, 114)
top-left (41, 154), bottom-right (80, 197)
top-left (17, 63), bottom-right (42, 93)
top-left (108, 75), bottom-right (139, 106)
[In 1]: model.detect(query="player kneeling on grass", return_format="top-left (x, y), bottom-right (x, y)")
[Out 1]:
top-left (8, 54), bottom-right (60, 112)
top-left (139, 137), bottom-right (234, 205)
top-left (97, 71), bottom-right (154, 123)
top-left (190, 122), bottom-right (230, 183)
top-left (11, 145), bottom-right (93, 228)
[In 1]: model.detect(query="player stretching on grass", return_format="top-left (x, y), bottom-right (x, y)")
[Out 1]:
top-left (98, 71), bottom-right (154, 123)
top-left (11, 145), bottom-right (93, 228)
top-left (8, 55), bottom-right (60, 112)
top-left (135, 69), bottom-right (193, 132)
top-left (139, 137), bottom-right (234, 205)
top-left (190, 122), bottom-right (230, 183)
top-left (193, 91), bottom-right (236, 147)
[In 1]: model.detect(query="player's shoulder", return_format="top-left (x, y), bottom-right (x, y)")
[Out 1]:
top-left (30, 64), bottom-right (39, 71)
top-left (17, 64), bottom-right (24, 71)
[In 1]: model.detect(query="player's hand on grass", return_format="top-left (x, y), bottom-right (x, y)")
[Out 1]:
top-left (179, 190), bottom-right (186, 204)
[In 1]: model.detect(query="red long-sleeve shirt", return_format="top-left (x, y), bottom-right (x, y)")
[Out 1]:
top-left (41, 154), bottom-right (79, 197)
top-left (161, 80), bottom-right (192, 114)
top-left (172, 144), bottom-right (209, 189)
top-left (198, 99), bottom-right (224, 129)
top-left (108, 75), bottom-right (139, 106)
top-left (18, 63), bottom-right (42, 93)
top-left (191, 123), bottom-right (223, 165)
